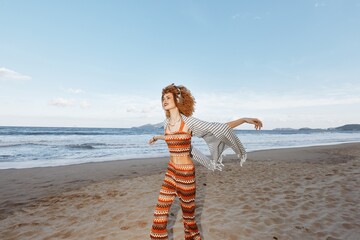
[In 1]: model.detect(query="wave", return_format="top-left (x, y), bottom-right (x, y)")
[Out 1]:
top-left (0, 126), bottom-right (163, 136)
top-left (0, 131), bottom-right (121, 136)
top-left (66, 144), bottom-right (95, 150)
top-left (0, 143), bottom-right (46, 148)
top-left (0, 154), bottom-right (13, 159)
top-left (0, 142), bottom-right (126, 149)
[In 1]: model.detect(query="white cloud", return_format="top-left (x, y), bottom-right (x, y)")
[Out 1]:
top-left (188, 87), bottom-right (360, 129)
top-left (67, 88), bottom-right (84, 94)
top-left (100, 86), bottom-right (359, 128)
top-left (196, 87), bottom-right (360, 112)
top-left (96, 93), bottom-right (162, 114)
top-left (126, 105), bottom-right (137, 113)
top-left (37, 85), bottom-right (360, 129)
top-left (50, 98), bottom-right (90, 108)
top-left (247, 95), bottom-right (359, 110)
top-left (80, 100), bottom-right (90, 108)
top-left (50, 98), bottom-right (75, 107)
top-left (0, 67), bottom-right (32, 81)
top-left (141, 106), bottom-right (156, 113)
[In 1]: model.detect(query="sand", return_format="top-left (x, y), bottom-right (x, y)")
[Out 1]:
top-left (0, 143), bottom-right (359, 240)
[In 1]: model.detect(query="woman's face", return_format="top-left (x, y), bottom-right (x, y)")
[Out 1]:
top-left (162, 92), bottom-right (177, 110)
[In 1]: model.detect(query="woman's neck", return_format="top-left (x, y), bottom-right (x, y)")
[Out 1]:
top-left (169, 108), bottom-right (181, 121)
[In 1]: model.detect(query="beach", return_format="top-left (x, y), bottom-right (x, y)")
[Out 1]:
top-left (0, 143), bottom-right (359, 240)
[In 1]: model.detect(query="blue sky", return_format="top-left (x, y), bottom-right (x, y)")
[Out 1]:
top-left (1, 0), bottom-right (359, 129)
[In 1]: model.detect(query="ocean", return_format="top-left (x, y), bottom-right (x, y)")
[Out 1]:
top-left (1, 126), bottom-right (360, 169)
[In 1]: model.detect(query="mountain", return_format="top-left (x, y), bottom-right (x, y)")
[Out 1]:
top-left (273, 124), bottom-right (360, 131)
top-left (132, 122), bottom-right (163, 130)
top-left (298, 127), bottom-right (324, 131)
top-left (273, 128), bottom-right (297, 131)
top-left (334, 124), bottom-right (360, 131)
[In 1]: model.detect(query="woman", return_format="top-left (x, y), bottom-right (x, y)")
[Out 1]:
top-left (149, 84), bottom-right (262, 240)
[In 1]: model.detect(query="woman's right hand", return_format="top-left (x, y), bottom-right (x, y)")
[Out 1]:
top-left (148, 136), bottom-right (157, 145)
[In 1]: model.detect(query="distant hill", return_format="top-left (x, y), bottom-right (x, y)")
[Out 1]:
top-left (298, 127), bottom-right (324, 131)
top-left (334, 124), bottom-right (360, 131)
top-left (272, 124), bottom-right (360, 131)
top-left (132, 122), bottom-right (163, 130)
top-left (272, 128), bottom-right (297, 131)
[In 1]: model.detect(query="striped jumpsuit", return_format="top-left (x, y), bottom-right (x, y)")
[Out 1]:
top-left (150, 120), bottom-right (201, 240)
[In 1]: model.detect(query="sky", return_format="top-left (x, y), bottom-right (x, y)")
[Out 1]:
top-left (0, 0), bottom-right (359, 130)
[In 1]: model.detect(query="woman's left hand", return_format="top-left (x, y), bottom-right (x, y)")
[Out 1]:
top-left (148, 136), bottom-right (157, 145)
top-left (245, 118), bottom-right (263, 130)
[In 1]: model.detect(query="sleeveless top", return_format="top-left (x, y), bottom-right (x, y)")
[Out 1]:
top-left (164, 120), bottom-right (192, 157)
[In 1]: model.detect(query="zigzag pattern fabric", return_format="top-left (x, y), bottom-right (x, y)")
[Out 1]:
top-left (150, 161), bottom-right (201, 240)
top-left (165, 133), bottom-right (192, 157)
top-left (164, 119), bottom-right (192, 157)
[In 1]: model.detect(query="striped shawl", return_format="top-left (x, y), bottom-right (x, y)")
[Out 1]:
top-left (164, 114), bottom-right (247, 171)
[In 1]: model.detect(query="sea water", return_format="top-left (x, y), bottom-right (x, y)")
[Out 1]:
top-left (1, 126), bottom-right (360, 169)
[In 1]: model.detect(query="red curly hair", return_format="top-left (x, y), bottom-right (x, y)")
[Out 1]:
top-left (162, 83), bottom-right (196, 118)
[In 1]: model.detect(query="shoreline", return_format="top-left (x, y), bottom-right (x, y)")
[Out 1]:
top-left (2, 140), bottom-right (360, 170)
top-left (1, 142), bottom-right (359, 239)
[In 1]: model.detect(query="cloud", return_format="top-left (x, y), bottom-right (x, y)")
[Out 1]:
top-left (126, 104), bottom-right (158, 114)
top-left (80, 100), bottom-right (90, 109)
top-left (196, 87), bottom-right (360, 112)
top-left (67, 88), bottom-right (84, 94)
top-left (96, 93), bottom-right (162, 114)
top-left (141, 106), bottom-right (155, 113)
top-left (50, 98), bottom-right (75, 107)
top-left (254, 94), bottom-right (358, 110)
top-left (50, 98), bottom-right (90, 108)
top-left (0, 67), bottom-right (32, 81)
top-left (126, 105), bottom-right (137, 113)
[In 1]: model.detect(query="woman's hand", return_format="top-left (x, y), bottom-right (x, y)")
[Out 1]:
top-left (227, 118), bottom-right (263, 130)
top-left (244, 118), bottom-right (263, 130)
top-left (148, 136), bottom-right (157, 145)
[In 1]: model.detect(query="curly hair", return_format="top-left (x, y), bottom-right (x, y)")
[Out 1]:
top-left (162, 83), bottom-right (196, 118)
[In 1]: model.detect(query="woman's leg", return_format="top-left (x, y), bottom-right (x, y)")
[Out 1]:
top-left (150, 163), bottom-right (177, 240)
top-left (173, 163), bottom-right (201, 240)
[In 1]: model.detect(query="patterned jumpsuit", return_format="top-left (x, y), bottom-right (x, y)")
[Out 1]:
top-left (150, 120), bottom-right (201, 240)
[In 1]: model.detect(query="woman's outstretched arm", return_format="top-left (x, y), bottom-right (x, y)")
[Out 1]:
top-left (148, 135), bottom-right (165, 145)
top-left (227, 118), bottom-right (263, 130)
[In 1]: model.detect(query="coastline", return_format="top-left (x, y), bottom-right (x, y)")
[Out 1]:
top-left (1, 142), bottom-right (359, 239)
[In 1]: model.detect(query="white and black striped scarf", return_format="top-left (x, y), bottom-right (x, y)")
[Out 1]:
top-left (164, 114), bottom-right (247, 171)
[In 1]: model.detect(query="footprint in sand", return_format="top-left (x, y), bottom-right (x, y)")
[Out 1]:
top-left (92, 194), bottom-right (102, 201)
top-left (286, 200), bottom-right (297, 207)
top-left (106, 190), bottom-right (120, 197)
top-left (294, 225), bottom-right (310, 232)
top-left (76, 203), bottom-right (85, 209)
top-left (120, 226), bottom-right (130, 230)
top-left (98, 209), bottom-right (110, 216)
top-left (137, 221), bottom-right (147, 228)
top-left (342, 223), bottom-right (354, 230)
top-left (242, 204), bottom-right (252, 210)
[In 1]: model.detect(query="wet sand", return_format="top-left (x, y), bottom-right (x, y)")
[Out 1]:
top-left (1, 143), bottom-right (359, 239)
